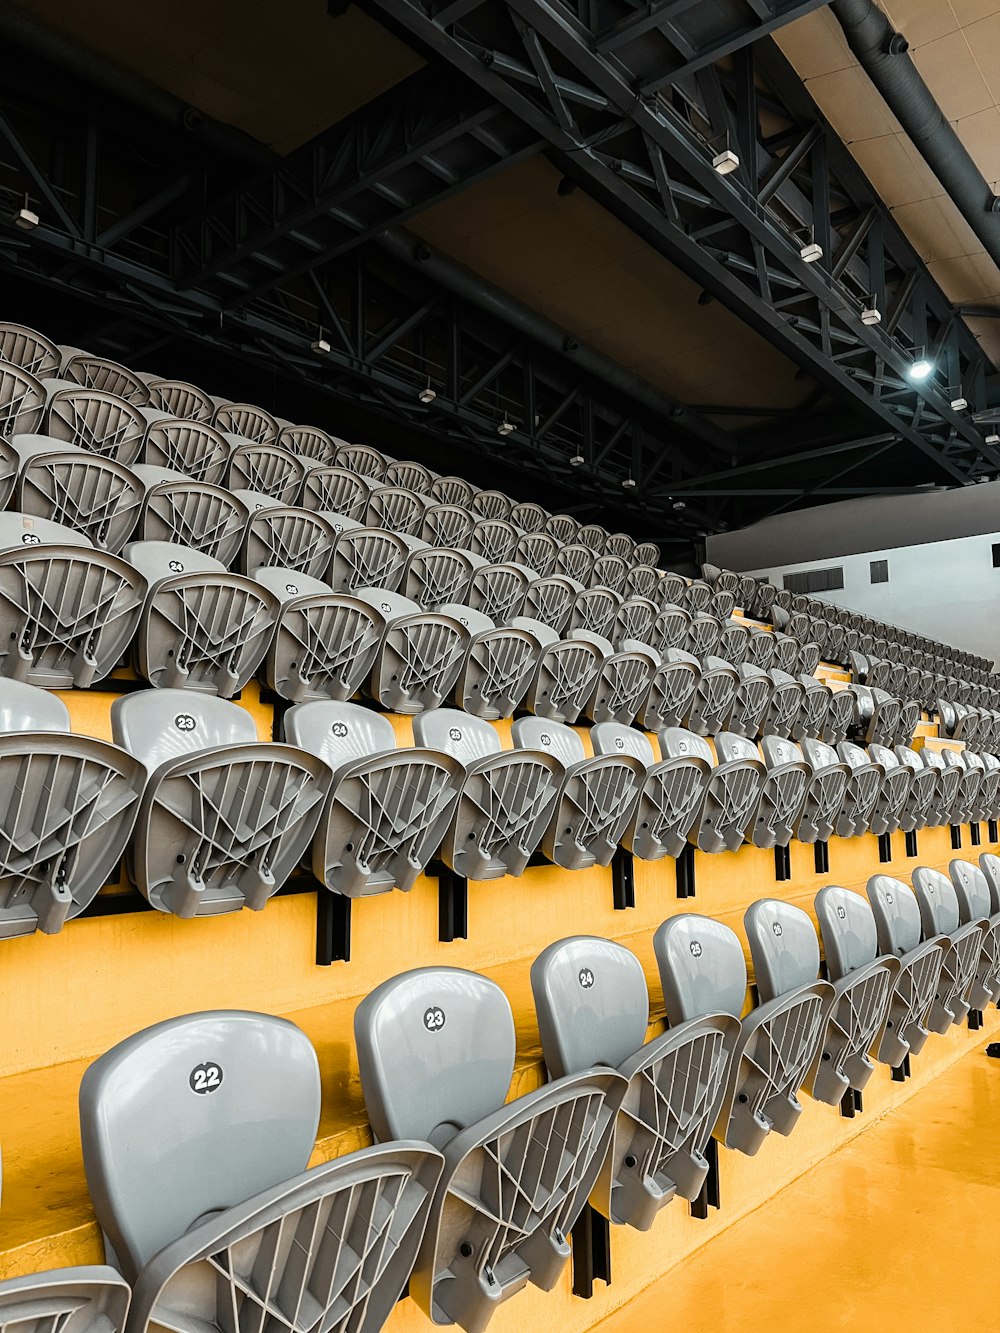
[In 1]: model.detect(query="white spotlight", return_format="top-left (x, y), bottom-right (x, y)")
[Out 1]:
top-left (310, 333), bottom-right (331, 354)
top-left (569, 453), bottom-right (585, 467)
top-left (908, 356), bottom-right (933, 382)
top-left (497, 418), bottom-right (514, 437)
top-left (712, 149), bottom-right (740, 175)
top-left (418, 382), bottom-right (436, 404)
top-left (622, 475), bottom-right (637, 490)
top-left (799, 241), bottom-right (823, 264)
top-left (950, 396), bottom-right (968, 412)
top-left (861, 304), bottom-right (881, 326)
top-left (14, 205), bottom-right (38, 231)
top-left (672, 499), bottom-right (686, 510)
top-left (987, 431), bottom-right (1000, 446)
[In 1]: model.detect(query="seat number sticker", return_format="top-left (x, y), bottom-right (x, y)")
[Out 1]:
top-left (189, 1062), bottom-right (223, 1094)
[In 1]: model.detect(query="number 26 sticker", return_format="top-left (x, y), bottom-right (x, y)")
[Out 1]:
top-left (189, 1062), bottom-right (223, 1094)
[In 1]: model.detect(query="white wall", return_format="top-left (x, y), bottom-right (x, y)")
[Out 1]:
top-left (741, 531), bottom-right (999, 663)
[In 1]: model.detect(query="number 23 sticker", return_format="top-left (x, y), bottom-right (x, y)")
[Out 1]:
top-left (189, 1062), bottom-right (223, 1094)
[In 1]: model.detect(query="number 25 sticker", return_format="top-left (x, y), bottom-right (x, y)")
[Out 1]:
top-left (189, 1062), bottom-right (223, 1094)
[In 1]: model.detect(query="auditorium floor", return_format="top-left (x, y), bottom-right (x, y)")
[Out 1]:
top-left (594, 1040), bottom-right (1000, 1332)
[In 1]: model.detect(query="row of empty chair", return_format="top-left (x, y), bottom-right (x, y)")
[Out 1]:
top-left (5, 861), bottom-right (997, 1332)
top-left (3, 675), bottom-right (999, 935)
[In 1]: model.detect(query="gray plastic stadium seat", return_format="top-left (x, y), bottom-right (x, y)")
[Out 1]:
top-left (655, 912), bottom-right (832, 1157)
top-left (511, 717), bottom-right (644, 870)
top-left (415, 713), bottom-right (558, 882)
top-left (605, 532), bottom-right (634, 561)
top-left (866, 744), bottom-right (911, 836)
top-left (573, 631), bottom-right (658, 726)
top-left (235, 492), bottom-right (335, 578)
top-left (948, 860), bottom-right (1000, 1011)
top-left (299, 463), bottom-right (371, 519)
top-left (0, 543), bottom-right (146, 688)
top-left (822, 686), bottom-right (858, 745)
top-left (403, 544), bottom-right (476, 609)
top-left (277, 422), bottom-right (337, 463)
top-left (812, 886), bottom-right (898, 1103)
top-left (684, 655), bottom-right (739, 735)
top-left (686, 611), bottom-right (722, 658)
top-left (212, 401), bottom-right (278, 443)
top-left (771, 632), bottom-right (799, 673)
top-left (467, 562), bottom-right (530, 624)
top-left (326, 521), bottom-right (408, 593)
top-left (634, 541), bottom-right (660, 566)
top-left (512, 617), bottom-right (603, 724)
top-left (125, 541), bottom-right (278, 695)
top-left (385, 458), bottom-right (434, 493)
top-left (635, 647), bottom-right (701, 731)
top-left (447, 606), bottom-right (541, 719)
top-left (356, 589), bottom-right (470, 713)
top-left (0, 435), bottom-right (19, 512)
top-left (470, 487), bottom-right (512, 519)
top-left (366, 483), bottom-right (428, 536)
top-left (355, 968), bottom-right (624, 1332)
top-left (141, 416), bottom-right (231, 482)
top-left (285, 701), bottom-right (462, 897)
top-left (0, 678), bottom-right (142, 937)
top-left (746, 737), bottom-right (809, 849)
top-left (144, 378), bottom-right (214, 421)
top-left (253, 566), bottom-right (386, 702)
top-left (612, 596), bottom-right (657, 647)
top-left (894, 745), bottom-right (939, 832)
top-left (592, 724), bottom-right (712, 860)
top-left (835, 741), bottom-right (883, 837)
top-left (515, 529), bottom-right (558, 576)
top-left (467, 516), bottom-right (518, 564)
top-left (510, 499), bottom-right (547, 531)
top-left (422, 502), bottom-right (474, 548)
top-left (576, 522), bottom-right (608, 553)
top-left (426, 476), bottom-right (469, 508)
top-left (724, 663), bottom-right (773, 739)
top-left (227, 442), bottom-right (304, 502)
top-left (81, 1012), bottom-right (441, 1333)
top-left (761, 668), bottom-right (803, 738)
top-left (651, 602), bottom-right (691, 650)
top-left (112, 691), bottom-right (328, 916)
top-left (0, 1269), bottom-right (130, 1333)
top-left (570, 585), bottom-right (622, 637)
top-left (521, 574), bottom-right (579, 632)
top-left (546, 513), bottom-right (579, 544)
top-left (45, 387), bottom-right (146, 462)
top-left (531, 936), bottom-right (739, 1229)
top-left (586, 551), bottom-right (624, 590)
top-left (744, 626), bottom-right (777, 670)
top-left (0, 321), bottom-right (61, 376)
top-left (950, 749), bottom-right (985, 825)
top-left (60, 352), bottom-right (148, 405)
top-left (796, 739), bottom-right (850, 843)
top-left (687, 732), bottom-right (765, 853)
top-left (13, 438), bottom-right (143, 552)
top-left (625, 565), bottom-right (660, 600)
top-left (911, 867), bottom-right (983, 1030)
top-left (718, 619), bottom-right (749, 666)
top-left (795, 675), bottom-right (831, 740)
top-left (977, 750), bottom-right (1000, 822)
top-left (135, 465), bottom-right (248, 566)
top-left (0, 362), bottom-right (41, 439)
top-left (866, 875), bottom-right (945, 1064)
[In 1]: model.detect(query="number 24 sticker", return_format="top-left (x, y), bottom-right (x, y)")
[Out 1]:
top-left (189, 1062), bottom-right (223, 1094)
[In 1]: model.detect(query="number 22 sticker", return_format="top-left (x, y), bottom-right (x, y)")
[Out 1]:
top-left (189, 1062), bottom-right (223, 1094)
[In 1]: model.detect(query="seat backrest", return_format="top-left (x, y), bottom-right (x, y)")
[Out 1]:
top-left (511, 715), bottom-right (585, 765)
top-left (978, 853), bottom-right (1000, 913)
top-left (590, 721), bottom-right (655, 765)
top-left (657, 727), bottom-right (714, 765)
top-left (948, 859), bottom-right (993, 923)
top-left (251, 566), bottom-right (332, 600)
top-left (80, 1010), bottom-right (320, 1278)
top-left (814, 885), bottom-right (879, 980)
top-left (111, 689), bottom-right (258, 768)
top-left (653, 914), bottom-right (748, 1023)
top-left (412, 708), bottom-right (502, 763)
top-left (355, 967), bottom-right (515, 1146)
top-left (354, 586), bottom-right (420, 621)
top-left (284, 699), bottom-right (396, 766)
top-left (911, 866), bottom-right (961, 936)
top-left (866, 875), bottom-right (923, 955)
top-left (0, 511), bottom-right (94, 550)
top-left (744, 899), bottom-right (820, 1002)
top-left (0, 677), bottom-right (71, 732)
top-left (531, 936), bottom-right (649, 1079)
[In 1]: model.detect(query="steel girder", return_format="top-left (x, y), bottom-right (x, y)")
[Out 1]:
top-left (0, 54), bottom-right (736, 535)
top-left (365, 0), bottom-right (1000, 492)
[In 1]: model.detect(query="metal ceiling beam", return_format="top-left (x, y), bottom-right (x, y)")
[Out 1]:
top-left (365, 0), bottom-right (999, 487)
